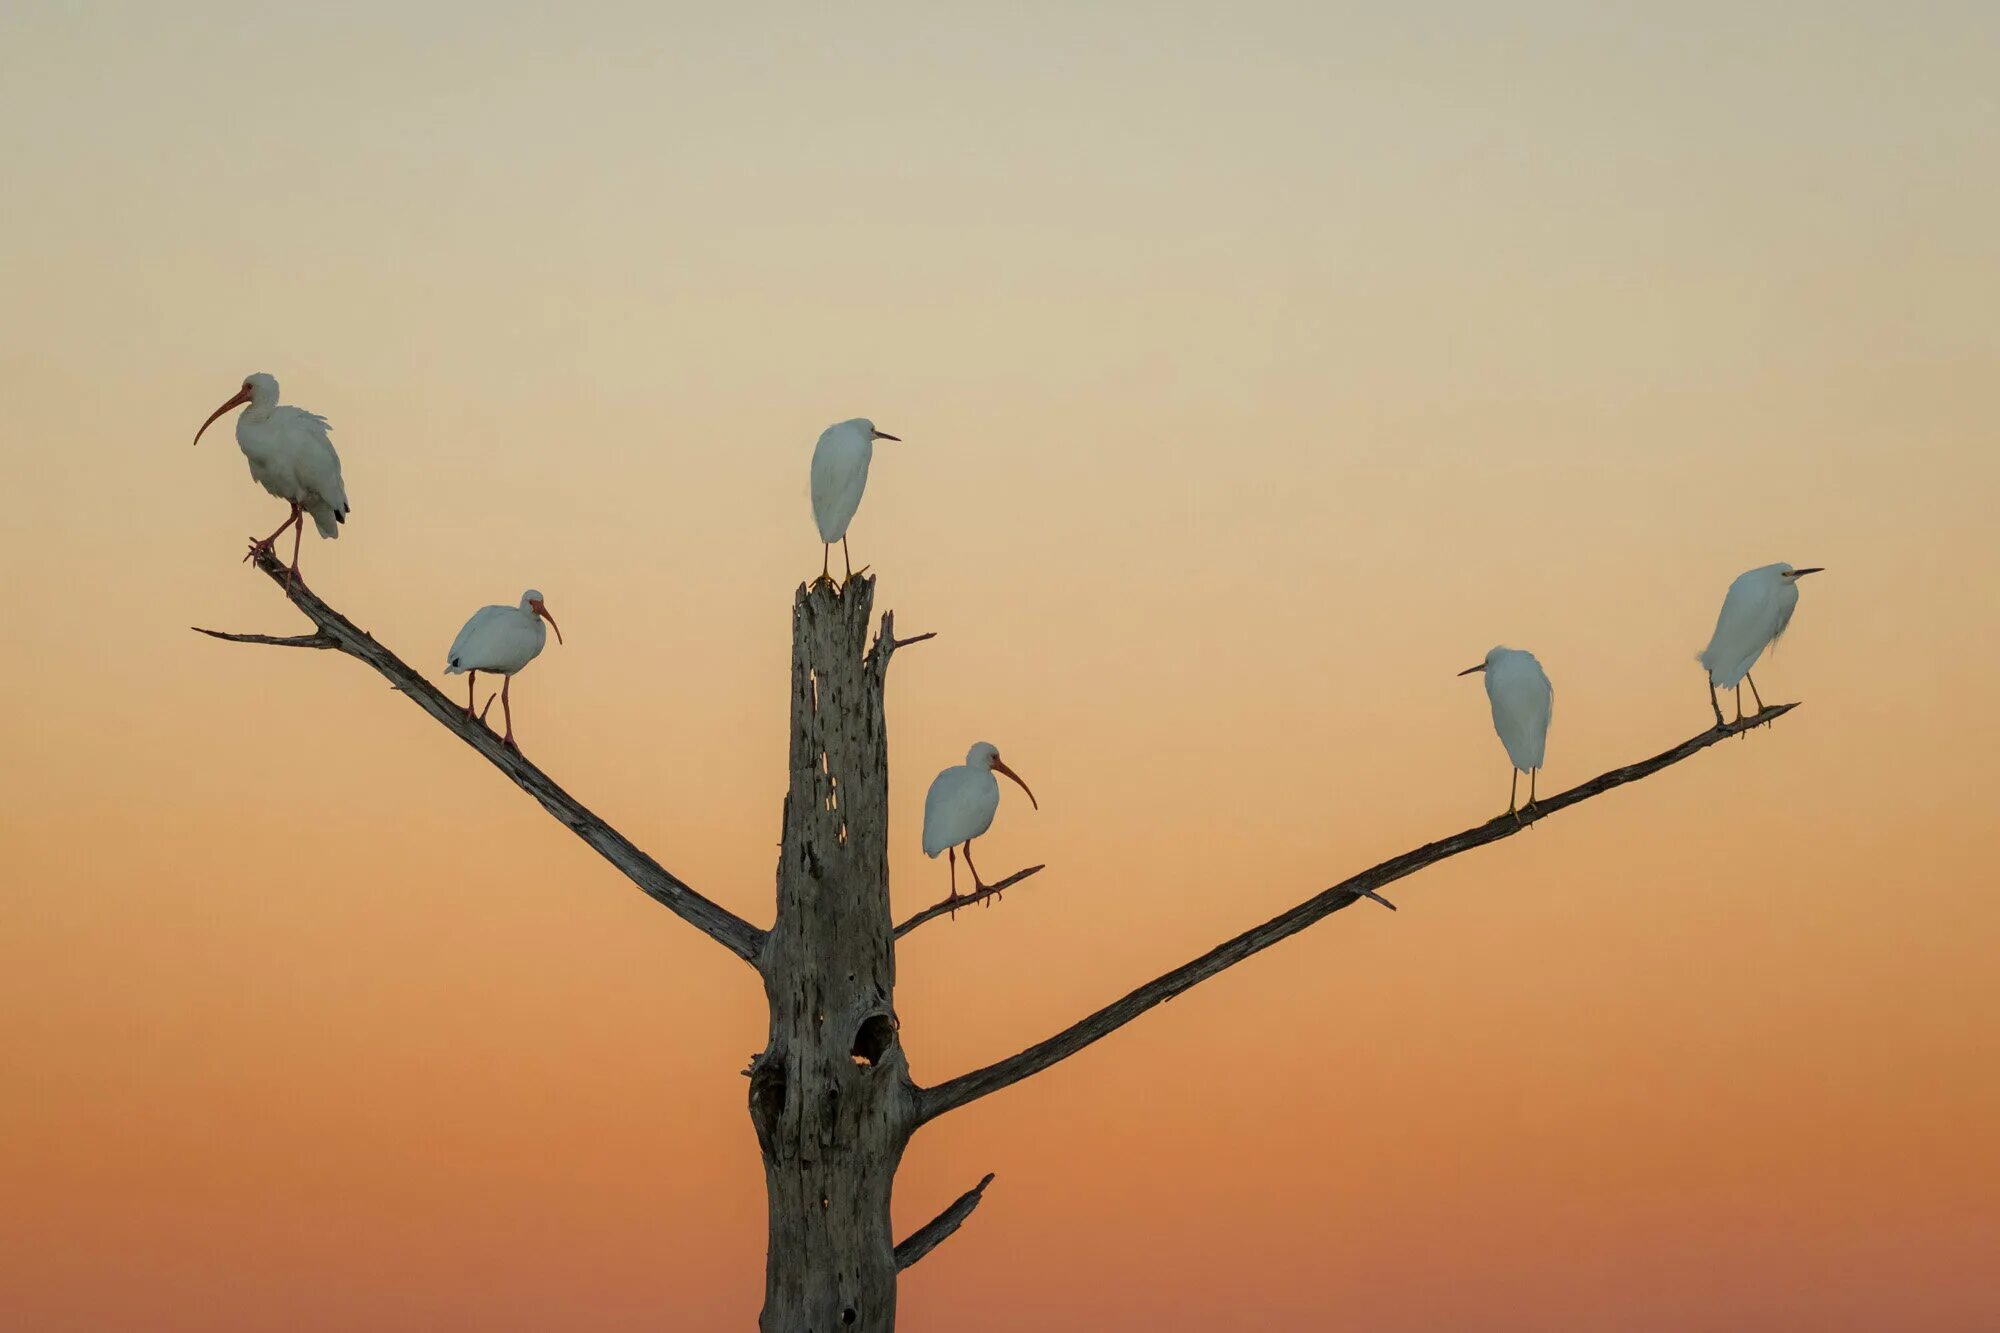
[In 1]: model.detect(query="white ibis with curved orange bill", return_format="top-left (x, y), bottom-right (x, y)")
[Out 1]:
top-left (921, 742), bottom-right (1036, 900)
top-left (191, 372), bottom-right (349, 592)
top-left (443, 590), bottom-right (563, 751)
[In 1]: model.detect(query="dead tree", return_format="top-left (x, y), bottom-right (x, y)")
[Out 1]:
top-left (198, 552), bottom-right (1801, 1331)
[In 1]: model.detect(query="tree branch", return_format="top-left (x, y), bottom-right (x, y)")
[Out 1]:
top-left (917, 704), bottom-right (1801, 1122)
top-left (196, 549), bottom-right (766, 964)
top-left (191, 627), bottom-right (338, 649)
top-left (894, 1173), bottom-right (995, 1271)
top-left (894, 864), bottom-right (1047, 939)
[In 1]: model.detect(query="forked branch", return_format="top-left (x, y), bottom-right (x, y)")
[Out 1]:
top-left (894, 1173), bottom-right (995, 1271)
top-left (194, 549), bottom-right (766, 964)
top-left (917, 704), bottom-right (1801, 1122)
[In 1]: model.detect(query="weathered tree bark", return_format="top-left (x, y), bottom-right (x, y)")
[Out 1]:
top-left (748, 578), bottom-right (921, 1333)
top-left (200, 549), bottom-right (1806, 1330)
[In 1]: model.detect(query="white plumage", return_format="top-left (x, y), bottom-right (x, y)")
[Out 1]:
top-left (193, 372), bottom-right (349, 589)
top-left (443, 590), bottom-right (564, 750)
top-left (809, 417), bottom-right (900, 581)
top-left (921, 742), bottom-right (1037, 898)
top-left (1460, 646), bottom-right (1554, 815)
top-left (1698, 562), bottom-right (1821, 723)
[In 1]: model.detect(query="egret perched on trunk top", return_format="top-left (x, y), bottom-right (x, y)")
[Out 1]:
top-left (444, 590), bottom-right (563, 751)
top-left (1459, 646), bottom-right (1554, 819)
top-left (809, 418), bottom-right (900, 583)
top-left (191, 372), bottom-right (349, 592)
top-left (1699, 562), bottom-right (1822, 726)
top-left (922, 742), bottom-right (1036, 901)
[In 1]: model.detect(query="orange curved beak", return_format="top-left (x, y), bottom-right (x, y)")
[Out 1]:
top-left (992, 758), bottom-right (1037, 810)
top-left (192, 386), bottom-right (252, 446)
top-left (531, 599), bottom-right (564, 644)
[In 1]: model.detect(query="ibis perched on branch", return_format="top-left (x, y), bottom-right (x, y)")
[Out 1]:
top-left (1699, 563), bottom-right (1822, 726)
top-left (444, 590), bottom-right (563, 751)
top-left (922, 743), bottom-right (1036, 901)
top-left (192, 372), bottom-right (349, 591)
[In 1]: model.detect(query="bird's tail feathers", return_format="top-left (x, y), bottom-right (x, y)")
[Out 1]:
top-left (310, 503), bottom-right (341, 539)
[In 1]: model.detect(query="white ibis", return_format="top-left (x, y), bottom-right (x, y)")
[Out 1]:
top-left (1699, 563), bottom-right (1822, 726)
top-left (444, 590), bottom-right (563, 750)
top-left (1459, 646), bottom-right (1554, 818)
top-left (809, 418), bottom-right (900, 582)
top-left (192, 372), bottom-right (349, 591)
top-left (921, 742), bottom-right (1036, 900)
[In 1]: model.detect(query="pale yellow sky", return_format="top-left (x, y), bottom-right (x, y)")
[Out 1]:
top-left (3, 3), bottom-right (1998, 1329)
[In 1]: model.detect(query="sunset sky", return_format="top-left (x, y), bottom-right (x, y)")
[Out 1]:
top-left (4, 2), bottom-right (1997, 1328)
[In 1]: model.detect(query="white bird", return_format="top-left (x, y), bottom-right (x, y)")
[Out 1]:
top-left (1459, 646), bottom-right (1554, 819)
top-left (192, 372), bottom-right (350, 592)
top-left (809, 417), bottom-right (901, 583)
top-left (443, 590), bottom-right (564, 751)
top-left (1699, 562), bottom-right (1822, 726)
top-left (921, 742), bottom-right (1037, 900)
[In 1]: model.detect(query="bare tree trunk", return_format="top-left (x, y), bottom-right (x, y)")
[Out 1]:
top-left (749, 578), bottom-right (919, 1333)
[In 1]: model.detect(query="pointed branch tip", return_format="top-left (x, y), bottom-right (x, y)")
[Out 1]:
top-left (894, 1172), bottom-right (996, 1271)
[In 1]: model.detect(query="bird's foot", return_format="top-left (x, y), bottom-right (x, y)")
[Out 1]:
top-left (502, 735), bottom-right (520, 753)
top-left (243, 537), bottom-right (276, 564)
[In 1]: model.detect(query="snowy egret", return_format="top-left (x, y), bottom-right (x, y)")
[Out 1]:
top-left (444, 590), bottom-right (563, 750)
top-left (809, 418), bottom-right (900, 582)
top-left (1699, 563), bottom-right (1822, 726)
top-left (192, 373), bottom-right (350, 592)
top-left (922, 742), bottom-right (1036, 900)
top-left (1459, 647), bottom-right (1554, 818)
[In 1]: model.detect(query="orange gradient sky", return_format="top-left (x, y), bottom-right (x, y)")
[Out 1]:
top-left (3, 3), bottom-right (1998, 1328)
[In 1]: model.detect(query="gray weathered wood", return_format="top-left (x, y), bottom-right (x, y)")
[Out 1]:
top-left (916, 703), bottom-right (1802, 1123)
top-left (893, 864), bottom-right (1046, 938)
top-left (196, 548), bottom-right (764, 963)
top-left (894, 1173), bottom-right (995, 1270)
top-left (748, 577), bottom-right (924, 1333)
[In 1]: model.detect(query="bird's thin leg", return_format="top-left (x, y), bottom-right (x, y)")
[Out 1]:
top-left (963, 841), bottom-right (995, 902)
top-left (842, 536), bottom-right (853, 582)
top-left (821, 544), bottom-right (831, 584)
top-left (1733, 684), bottom-right (1745, 725)
top-left (500, 676), bottom-right (516, 750)
top-left (284, 511), bottom-right (306, 592)
top-left (1745, 672), bottom-right (1767, 715)
top-left (947, 846), bottom-right (959, 915)
top-left (1708, 678), bottom-right (1727, 729)
top-left (245, 503), bottom-right (301, 564)
top-left (1508, 768), bottom-right (1520, 821)
top-left (463, 670), bottom-right (478, 721)
top-left (1526, 767), bottom-right (1539, 827)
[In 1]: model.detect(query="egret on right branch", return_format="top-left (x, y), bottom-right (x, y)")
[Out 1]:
top-left (1459, 646), bottom-right (1554, 819)
top-left (1698, 562), bottom-right (1822, 726)
top-left (809, 417), bottom-right (901, 584)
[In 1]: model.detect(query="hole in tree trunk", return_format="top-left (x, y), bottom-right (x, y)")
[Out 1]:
top-left (842, 1307), bottom-right (857, 1324)
top-left (850, 1013), bottom-right (896, 1067)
